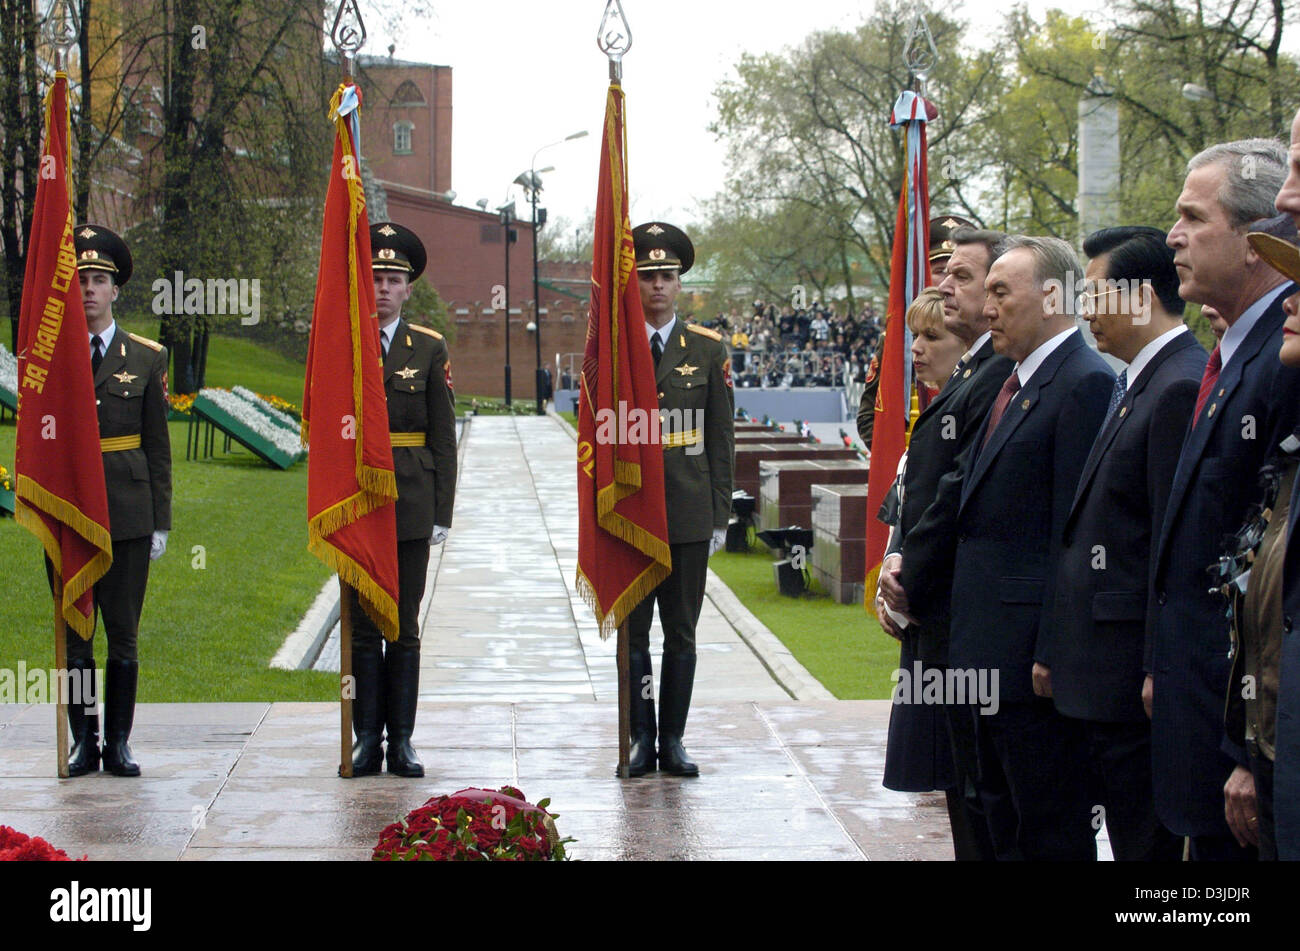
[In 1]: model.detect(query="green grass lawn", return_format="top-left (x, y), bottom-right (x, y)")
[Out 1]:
top-left (710, 547), bottom-right (899, 700)
top-left (109, 321), bottom-right (308, 406)
top-left (0, 425), bottom-right (336, 703)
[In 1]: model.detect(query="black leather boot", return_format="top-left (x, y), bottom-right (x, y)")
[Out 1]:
top-left (658, 652), bottom-right (699, 776)
top-left (348, 641), bottom-right (385, 777)
top-left (102, 659), bottom-right (140, 777)
top-left (66, 659), bottom-right (100, 777)
top-left (622, 648), bottom-right (657, 777)
top-left (384, 646), bottom-right (424, 778)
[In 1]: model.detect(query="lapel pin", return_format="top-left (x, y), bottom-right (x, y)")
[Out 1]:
top-left (1021, 399), bottom-right (1031, 410)
top-left (1119, 407), bottom-right (1127, 418)
top-left (1208, 404), bottom-right (1217, 417)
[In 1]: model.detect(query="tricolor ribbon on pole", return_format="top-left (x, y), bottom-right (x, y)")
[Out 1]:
top-left (864, 89), bottom-right (937, 599)
top-left (14, 72), bottom-right (112, 638)
top-left (302, 80), bottom-right (400, 640)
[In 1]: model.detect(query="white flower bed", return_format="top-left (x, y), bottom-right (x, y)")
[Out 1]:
top-left (198, 387), bottom-right (304, 459)
top-left (231, 385), bottom-right (299, 430)
top-left (0, 343), bottom-right (17, 394)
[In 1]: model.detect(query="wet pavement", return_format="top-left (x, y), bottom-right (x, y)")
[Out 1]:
top-left (0, 417), bottom-right (953, 860)
top-left (0, 699), bottom-right (950, 860)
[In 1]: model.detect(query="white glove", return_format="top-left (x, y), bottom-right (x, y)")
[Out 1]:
top-left (709, 528), bottom-right (727, 556)
top-left (431, 525), bottom-right (450, 546)
top-left (149, 530), bottom-right (169, 561)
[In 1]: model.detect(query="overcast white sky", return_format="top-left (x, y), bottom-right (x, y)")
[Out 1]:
top-left (359, 1), bottom-right (1289, 237)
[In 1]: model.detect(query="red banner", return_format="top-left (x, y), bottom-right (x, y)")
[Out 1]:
top-left (303, 83), bottom-right (399, 639)
top-left (14, 73), bottom-right (112, 638)
top-left (576, 83), bottom-right (671, 639)
top-left (865, 92), bottom-right (936, 598)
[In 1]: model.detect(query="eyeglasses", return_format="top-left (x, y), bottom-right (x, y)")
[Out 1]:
top-left (1077, 287), bottom-right (1113, 316)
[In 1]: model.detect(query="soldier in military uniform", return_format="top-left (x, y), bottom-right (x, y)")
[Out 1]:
top-left (625, 222), bottom-right (735, 777)
top-left (62, 225), bottom-right (172, 777)
top-left (347, 222), bottom-right (457, 778)
top-left (857, 215), bottom-right (973, 446)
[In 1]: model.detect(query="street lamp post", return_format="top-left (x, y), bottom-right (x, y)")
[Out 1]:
top-left (518, 130), bottom-right (588, 414)
top-left (498, 201), bottom-right (517, 406)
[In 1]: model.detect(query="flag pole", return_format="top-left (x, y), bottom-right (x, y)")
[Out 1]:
top-left (616, 622), bottom-right (631, 778)
top-left (599, 0), bottom-right (635, 780)
top-left (338, 579), bottom-right (354, 778)
top-left (46, 0), bottom-right (80, 783)
top-left (52, 577), bottom-right (70, 779)
top-left (330, 0), bottom-right (367, 781)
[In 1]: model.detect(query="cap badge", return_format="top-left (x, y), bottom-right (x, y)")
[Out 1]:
top-left (378, 225), bottom-right (397, 236)
top-left (649, 248), bottom-right (667, 261)
top-left (79, 250), bottom-right (100, 261)
top-left (646, 224), bottom-right (666, 236)
top-left (78, 227), bottom-right (97, 239)
top-left (378, 249), bottom-right (397, 260)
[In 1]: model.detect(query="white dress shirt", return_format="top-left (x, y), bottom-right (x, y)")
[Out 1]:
top-left (1221, 284), bottom-right (1288, 369)
top-left (1015, 327), bottom-right (1076, 387)
top-left (1124, 326), bottom-right (1188, 389)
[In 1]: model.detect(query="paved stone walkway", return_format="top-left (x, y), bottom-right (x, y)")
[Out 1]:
top-left (0, 416), bottom-right (954, 861)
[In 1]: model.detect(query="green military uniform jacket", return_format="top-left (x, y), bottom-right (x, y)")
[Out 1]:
top-left (94, 326), bottom-right (171, 542)
top-left (382, 318), bottom-right (457, 541)
top-left (654, 318), bottom-right (735, 544)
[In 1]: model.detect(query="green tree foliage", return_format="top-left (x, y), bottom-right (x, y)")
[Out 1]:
top-left (707, 2), bottom-right (1002, 304)
top-left (703, 0), bottom-right (1300, 294)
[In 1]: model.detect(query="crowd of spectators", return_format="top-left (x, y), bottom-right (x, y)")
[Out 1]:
top-left (697, 298), bottom-right (884, 389)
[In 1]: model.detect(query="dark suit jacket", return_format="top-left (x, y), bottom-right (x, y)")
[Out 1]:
top-left (1276, 473), bottom-right (1300, 859)
top-left (654, 319), bottom-right (735, 545)
top-left (95, 326), bottom-right (171, 541)
top-left (892, 338), bottom-right (1015, 663)
top-left (1048, 331), bottom-right (1206, 722)
top-left (382, 319), bottom-right (457, 539)
top-left (947, 330), bottom-right (1114, 704)
top-left (1149, 284), bottom-right (1300, 837)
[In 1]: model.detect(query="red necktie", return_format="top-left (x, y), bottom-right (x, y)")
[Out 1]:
top-left (1192, 345), bottom-right (1222, 429)
top-left (981, 372), bottom-right (1022, 450)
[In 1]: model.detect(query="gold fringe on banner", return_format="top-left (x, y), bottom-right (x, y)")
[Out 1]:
top-left (15, 476), bottom-right (113, 639)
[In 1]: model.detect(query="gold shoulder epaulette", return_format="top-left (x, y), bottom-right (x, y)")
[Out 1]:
top-left (687, 324), bottom-right (723, 342)
top-left (409, 324), bottom-right (443, 340)
top-left (127, 332), bottom-right (163, 352)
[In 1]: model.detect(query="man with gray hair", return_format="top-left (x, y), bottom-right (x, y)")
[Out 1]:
top-left (942, 234), bottom-right (1115, 859)
top-left (1151, 138), bottom-right (1300, 860)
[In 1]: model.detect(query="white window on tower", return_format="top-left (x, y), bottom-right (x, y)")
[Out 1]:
top-left (394, 121), bottom-right (413, 155)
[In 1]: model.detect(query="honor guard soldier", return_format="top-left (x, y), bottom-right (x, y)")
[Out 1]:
top-left (625, 222), bottom-right (734, 776)
top-left (348, 222), bottom-right (457, 778)
top-left (64, 225), bottom-right (172, 777)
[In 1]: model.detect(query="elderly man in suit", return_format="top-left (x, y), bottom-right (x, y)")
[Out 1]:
top-left (1262, 109), bottom-right (1300, 861)
top-left (944, 235), bottom-right (1114, 860)
top-left (1038, 226), bottom-right (1206, 861)
top-left (1150, 138), bottom-right (1300, 861)
top-left (878, 227), bottom-right (1012, 860)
